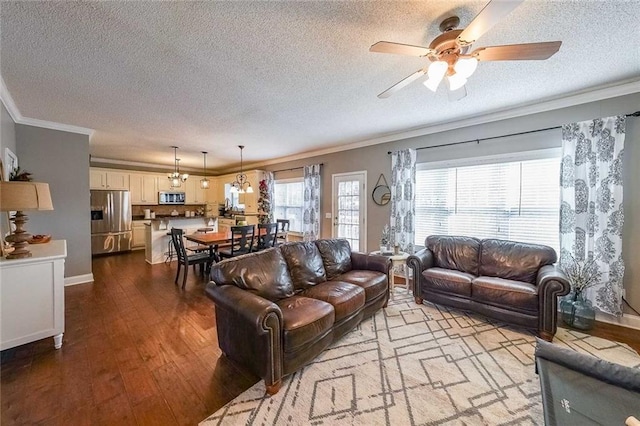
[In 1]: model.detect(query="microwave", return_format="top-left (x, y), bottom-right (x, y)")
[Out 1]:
top-left (158, 191), bottom-right (186, 205)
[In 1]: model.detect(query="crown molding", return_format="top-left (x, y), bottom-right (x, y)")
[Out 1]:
top-left (0, 76), bottom-right (21, 122)
top-left (90, 156), bottom-right (201, 173)
top-left (17, 116), bottom-right (94, 137)
top-left (247, 78), bottom-right (640, 170)
top-left (0, 75), bottom-right (94, 137)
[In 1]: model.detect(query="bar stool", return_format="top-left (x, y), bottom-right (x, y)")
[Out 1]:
top-left (164, 232), bottom-right (176, 263)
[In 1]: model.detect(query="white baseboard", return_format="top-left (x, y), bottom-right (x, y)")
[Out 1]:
top-left (596, 311), bottom-right (640, 331)
top-left (64, 273), bottom-right (94, 286)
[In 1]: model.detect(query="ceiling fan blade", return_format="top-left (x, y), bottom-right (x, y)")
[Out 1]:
top-left (472, 41), bottom-right (562, 61)
top-left (377, 68), bottom-right (427, 98)
top-left (370, 41), bottom-right (434, 57)
top-left (457, 0), bottom-right (525, 45)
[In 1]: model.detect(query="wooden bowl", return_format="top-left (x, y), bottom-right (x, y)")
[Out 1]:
top-left (28, 234), bottom-right (52, 244)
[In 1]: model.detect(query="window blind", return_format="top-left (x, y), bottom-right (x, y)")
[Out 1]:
top-left (274, 180), bottom-right (304, 232)
top-left (415, 156), bottom-right (560, 254)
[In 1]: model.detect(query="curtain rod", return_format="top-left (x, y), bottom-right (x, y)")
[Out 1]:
top-left (387, 111), bottom-right (640, 154)
top-left (272, 163), bottom-right (324, 174)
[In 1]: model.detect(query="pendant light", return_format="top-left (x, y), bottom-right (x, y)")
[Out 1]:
top-left (168, 146), bottom-right (189, 188)
top-left (229, 145), bottom-right (253, 194)
top-left (200, 151), bottom-right (210, 189)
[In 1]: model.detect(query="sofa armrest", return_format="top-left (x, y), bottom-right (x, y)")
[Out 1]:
top-left (407, 248), bottom-right (434, 272)
top-left (351, 251), bottom-right (391, 275)
top-left (205, 282), bottom-right (283, 386)
top-left (536, 265), bottom-right (571, 341)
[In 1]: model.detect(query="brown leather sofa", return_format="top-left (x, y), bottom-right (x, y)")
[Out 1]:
top-left (407, 236), bottom-right (570, 341)
top-left (205, 239), bottom-right (391, 394)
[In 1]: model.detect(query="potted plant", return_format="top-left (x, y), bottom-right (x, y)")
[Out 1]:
top-left (559, 253), bottom-right (602, 330)
top-left (380, 224), bottom-right (390, 254)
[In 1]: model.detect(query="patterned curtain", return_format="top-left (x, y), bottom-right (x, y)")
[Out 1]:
top-left (560, 115), bottom-right (626, 316)
top-left (390, 149), bottom-right (417, 254)
top-left (257, 171), bottom-right (274, 224)
top-left (303, 164), bottom-right (321, 241)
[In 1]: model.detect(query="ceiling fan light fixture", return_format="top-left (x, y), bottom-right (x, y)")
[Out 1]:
top-left (423, 61), bottom-right (448, 92)
top-left (447, 73), bottom-right (467, 91)
top-left (454, 57), bottom-right (478, 78)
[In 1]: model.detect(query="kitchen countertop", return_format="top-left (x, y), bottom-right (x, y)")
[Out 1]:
top-left (132, 214), bottom-right (214, 220)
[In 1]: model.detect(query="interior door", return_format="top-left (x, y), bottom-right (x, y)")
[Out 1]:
top-left (332, 171), bottom-right (366, 252)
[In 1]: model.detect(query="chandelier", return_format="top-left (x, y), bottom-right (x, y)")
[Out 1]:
top-left (168, 146), bottom-right (189, 188)
top-left (229, 145), bottom-right (253, 194)
top-left (200, 151), bottom-right (210, 189)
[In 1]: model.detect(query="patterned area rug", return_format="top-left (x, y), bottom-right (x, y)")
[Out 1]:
top-left (201, 291), bottom-right (640, 425)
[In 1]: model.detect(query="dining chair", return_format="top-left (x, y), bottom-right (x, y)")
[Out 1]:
top-left (275, 219), bottom-right (290, 246)
top-left (218, 225), bottom-right (255, 259)
top-left (170, 228), bottom-right (216, 289)
top-left (255, 223), bottom-right (278, 251)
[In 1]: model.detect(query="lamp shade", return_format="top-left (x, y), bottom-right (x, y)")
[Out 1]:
top-left (0, 181), bottom-right (54, 212)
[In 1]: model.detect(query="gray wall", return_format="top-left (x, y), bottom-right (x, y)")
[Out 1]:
top-left (0, 103), bottom-right (17, 237)
top-left (15, 125), bottom-right (92, 278)
top-left (262, 92), bottom-right (640, 313)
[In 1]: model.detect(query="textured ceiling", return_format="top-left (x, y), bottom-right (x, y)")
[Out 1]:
top-left (2, 1), bottom-right (639, 172)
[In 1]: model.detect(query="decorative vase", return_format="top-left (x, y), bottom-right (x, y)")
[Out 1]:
top-left (560, 291), bottom-right (595, 330)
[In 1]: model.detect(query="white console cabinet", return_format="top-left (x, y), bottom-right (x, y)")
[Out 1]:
top-left (0, 240), bottom-right (67, 350)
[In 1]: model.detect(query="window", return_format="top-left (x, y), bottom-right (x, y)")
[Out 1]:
top-left (415, 153), bottom-right (560, 254)
top-left (274, 179), bottom-right (303, 233)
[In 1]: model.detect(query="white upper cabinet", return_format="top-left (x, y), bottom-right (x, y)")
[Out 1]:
top-left (130, 174), bottom-right (158, 205)
top-left (90, 169), bottom-right (130, 190)
top-left (185, 176), bottom-right (206, 204)
top-left (157, 174), bottom-right (173, 192)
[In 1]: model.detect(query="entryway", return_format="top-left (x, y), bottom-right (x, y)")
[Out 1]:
top-left (331, 171), bottom-right (366, 251)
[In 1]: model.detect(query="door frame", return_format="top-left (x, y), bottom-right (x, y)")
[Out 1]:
top-left (331, 170), bottom-right (367, 251)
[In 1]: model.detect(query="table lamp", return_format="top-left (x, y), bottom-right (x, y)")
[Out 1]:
top-left (0, 181), bottom-right (54, 259)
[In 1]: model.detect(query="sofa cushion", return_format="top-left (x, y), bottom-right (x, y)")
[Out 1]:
top-left (315, 239), bottom-right (352, 280)
top-left (426, 235), bottom-right (481, 276)
top-left (210, 248), bottom-right (295, 302)
top-left (276, 296), bottom-right (335, 353)
top-left (280, 241), bottom-right (328, 291)
top-left (479, 239), bottom-right (557, 284)
top-left (423, 267), bottom-right (474, 297)
top-left (336, 270), bottom-right (387, 303)
top-left (472, 276), bottom-right (538, 312)
top-left (301, 281), bottom-right (365, 321)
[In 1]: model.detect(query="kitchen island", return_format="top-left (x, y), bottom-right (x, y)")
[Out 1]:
top-left (144, 216), bottom-right (217, 264)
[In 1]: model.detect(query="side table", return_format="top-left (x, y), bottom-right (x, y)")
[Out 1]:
top-left (370, 251), bottom-right (412, 295)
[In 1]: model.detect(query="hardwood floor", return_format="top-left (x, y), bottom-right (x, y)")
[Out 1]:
top-left (1, 251), bottom-right (257, 425)
top-left (1, 251), bottom-right (638, 425)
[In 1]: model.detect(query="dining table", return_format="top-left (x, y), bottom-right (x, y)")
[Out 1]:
top-left (184, 228), bottom-right (268, 251)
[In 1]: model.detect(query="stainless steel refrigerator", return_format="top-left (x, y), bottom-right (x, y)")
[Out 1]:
top-left (90, 190), bottom-right (132, 255)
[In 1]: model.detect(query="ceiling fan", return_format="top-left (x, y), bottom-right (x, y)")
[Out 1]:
top-left (370, 0), bottom-right (562, 99)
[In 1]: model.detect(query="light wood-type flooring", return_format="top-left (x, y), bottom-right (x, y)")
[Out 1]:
top-left (1, 250), bottom-right (638, 425)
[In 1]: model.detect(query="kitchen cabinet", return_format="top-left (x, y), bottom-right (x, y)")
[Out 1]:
top-left (130, 174), bottom-right (158, 205)
top-left (218, 218), bottom-right (235, 234)
top-left (185, 175), bottom-right (206, 204)
top-left (0, 240), bottom-right (66, 350)
top-left (90, 169), bottom-right (130, 190)
top-left (157, 174), bottom-right (174, 192)
top-left (132, 220), bottom-right (149, 249)
top-left (205, 179), bottom-right (219, 205)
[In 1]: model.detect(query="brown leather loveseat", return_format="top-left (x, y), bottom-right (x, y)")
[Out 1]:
top-left (206, 239), bottom-right (390, 394)
top-left (408, 236), bottom-right (570, 341)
